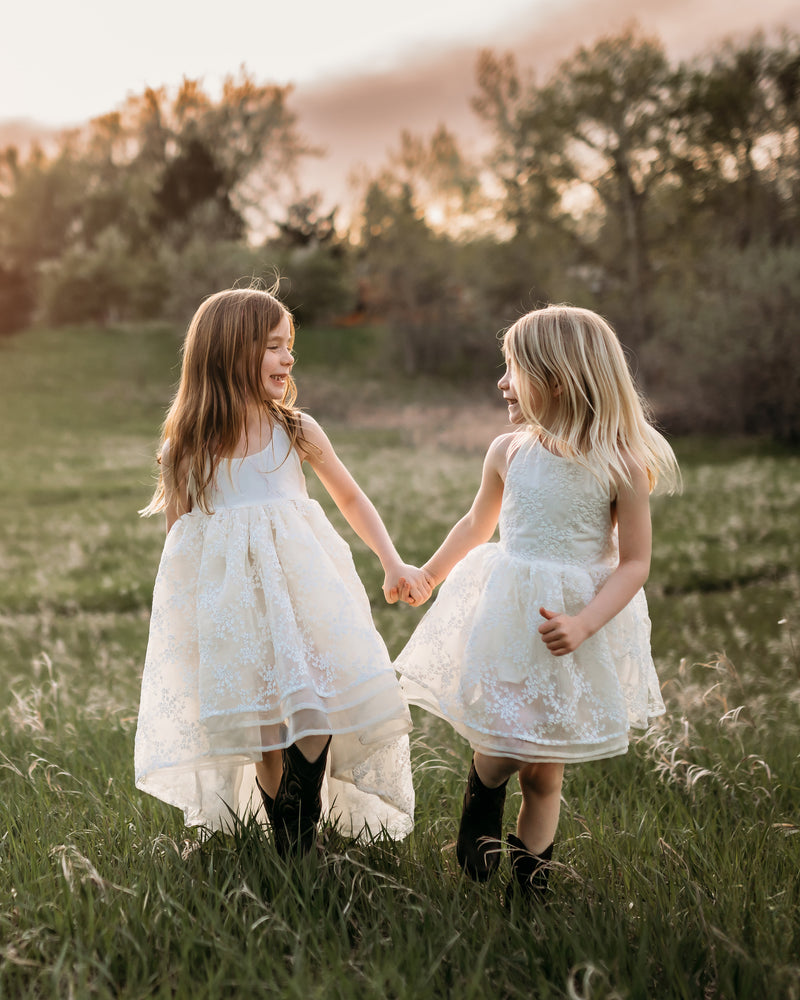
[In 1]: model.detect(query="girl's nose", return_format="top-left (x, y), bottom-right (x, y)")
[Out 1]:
top-left (497, 369), bottom-right (509, 390)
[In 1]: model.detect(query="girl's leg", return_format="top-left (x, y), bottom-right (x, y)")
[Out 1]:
top-left (294, 733), bottom-right (333, 764)
top-left (255, 735), bottom-right (331, 800)
top-left (473, 752), bottom-right (521, 788)
top-left (255, 750), bottom-right (283, 826)
top-left (505, 762), bottom-right (563, 906)
top-left (516, 762), bottom-right (564, 854)
top-left (255, 750), bottom-right (283, 799)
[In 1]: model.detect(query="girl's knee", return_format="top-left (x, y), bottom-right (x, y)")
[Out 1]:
top-left (474, 752), bottom-right (519, 787)
top-left (518, 762), bottom-right (564, 798)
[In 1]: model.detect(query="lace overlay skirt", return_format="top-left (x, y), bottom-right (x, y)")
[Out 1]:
top-left (135, 500), bottom-right (414, 838)
top-left (397, 542), bottom-right (665, 764)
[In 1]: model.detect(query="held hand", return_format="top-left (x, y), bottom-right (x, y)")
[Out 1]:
top-left (383, 563), bottom-right (433, 606)
top-left (538, 606), bottom-right (590, 656)
top-left (397, 577), bottom-right (426, 607)
top-left (403, 566), bottom-right (436, 607)
top-left (389, 566), bottom-right (435, 607)
top-left (383, 564), bottom-right (403, 604)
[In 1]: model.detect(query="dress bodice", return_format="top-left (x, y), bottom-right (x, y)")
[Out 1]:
top-left (499, 436), bottom-right (617, 569)
top-left (205, 423), bottom-right (308, 510)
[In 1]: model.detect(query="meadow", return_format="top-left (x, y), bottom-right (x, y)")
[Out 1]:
top-left (0, 324), bottom-right (798, 999)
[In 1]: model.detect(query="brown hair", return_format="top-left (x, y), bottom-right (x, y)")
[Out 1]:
top-left (142, 287), bottom-right (307, 516)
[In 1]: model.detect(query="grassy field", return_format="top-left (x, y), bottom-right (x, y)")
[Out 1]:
top-left (0, 324), bottom-right (798, 999)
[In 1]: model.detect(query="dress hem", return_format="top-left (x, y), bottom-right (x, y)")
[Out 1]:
top-left (403, 685), bottom-right (633, 763)
top-left (136, 709), bottom-right (412, 785)
top-left (199, 670), bottom-right (407, 729)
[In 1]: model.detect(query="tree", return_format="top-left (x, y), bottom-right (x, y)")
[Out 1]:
top-left (474, 27), bottom-right (679, 349)
top-left (0, 141), bottom-right (88, 330)
top-left (151, 137), bottom-right (244, 243)
top-left (353, 129), bottom-right (492, 376)
top-left (266, 194), bottom-right (356, 326)
top-left (0, 70), bottom-right (309, 328)
top-left (675, 36), bottom-right (790, 248)
top-left (387, 126), bottom-right (483, 236)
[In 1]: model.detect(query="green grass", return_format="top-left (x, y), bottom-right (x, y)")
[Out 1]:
top-left (1, 325), bottom-right (799, 999)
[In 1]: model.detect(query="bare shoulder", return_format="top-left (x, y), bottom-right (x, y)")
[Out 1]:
top-left (486, 431), bottom-right (527, 480)
top-left (296, 411), bottom-right (332, 462)
top-left (298, 411), bottom-right (323, 436)
top-left (613, 447), bottom-right (650, 497)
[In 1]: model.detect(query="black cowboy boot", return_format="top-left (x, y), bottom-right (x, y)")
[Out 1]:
top-left (455, 757), bottom-right (508, 881)
top-left (504, 834), bottom-right (553, 907)
top-left (255, 776), bottom-right (276, 826)
top-left (272, 736), bottom-right (332, 858)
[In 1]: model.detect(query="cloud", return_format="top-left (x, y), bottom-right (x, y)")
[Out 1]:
top-left (293, 0), bottom-right (800, 213)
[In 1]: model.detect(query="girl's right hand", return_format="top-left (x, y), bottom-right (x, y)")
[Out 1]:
top-left (538, 606), bottom-right (590, 655)
top-left (386, 566), bottom-right (435, 606)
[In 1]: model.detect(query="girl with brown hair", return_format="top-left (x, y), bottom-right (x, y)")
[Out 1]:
top-left (135, 287), bottom-right (428, 855)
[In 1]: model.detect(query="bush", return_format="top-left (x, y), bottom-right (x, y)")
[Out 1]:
top-left (646, 242), bottom-right (800, 441)
top-left (39, 228), bottom-right (142, 325)
top-left (158, 238), bottom-right (270, 323)
top-left (0, 263), bottom-right (35, 334)
top-left (271, 245), bottom-right (357, 327)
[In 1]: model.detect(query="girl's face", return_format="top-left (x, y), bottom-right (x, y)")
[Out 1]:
top-left (499, 354), bottom-right (561, 428)
top-left (498, 361), bottom-right (534, 425)
top-left (260, 314), bottom-right (294, 401)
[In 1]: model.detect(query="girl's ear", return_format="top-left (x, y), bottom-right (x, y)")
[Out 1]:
top-left (551, 383), bottom-right (563, 397)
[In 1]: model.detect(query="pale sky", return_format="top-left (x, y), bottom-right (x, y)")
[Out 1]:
top-left (1, 0), bottom-right (557, 125)
top-left (4, 0), bottom-right (799, 212)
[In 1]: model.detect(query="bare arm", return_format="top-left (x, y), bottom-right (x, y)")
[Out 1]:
top-left (300, 415), bottom-right (431, 602)
top-left (538, 459), bottom-right (652, 656)
top-left (422, 434), bottom-right (511, 587)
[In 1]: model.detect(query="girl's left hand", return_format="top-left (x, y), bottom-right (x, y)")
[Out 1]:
top-left (384, 564), bottom-right (434, 606)
top-left (538, 607), bottom-right (590, 656)
top-left (388, 567), bottom-right (434, 607)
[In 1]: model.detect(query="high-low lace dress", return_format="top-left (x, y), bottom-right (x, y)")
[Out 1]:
top-left (135, 423), bottom-right (414, 838)
top-left (397, 434), bottom-right (665, 763)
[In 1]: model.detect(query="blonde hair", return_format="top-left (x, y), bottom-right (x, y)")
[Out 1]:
top-left (503, 305), bottom-right (680, 494)
top-left (142, 287), bottom-right (306, 516)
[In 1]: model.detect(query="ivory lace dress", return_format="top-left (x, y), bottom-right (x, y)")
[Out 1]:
top-left (397, 434), bottom-right (665, 763)
top-left (135, 424), bottom-right (414, 838)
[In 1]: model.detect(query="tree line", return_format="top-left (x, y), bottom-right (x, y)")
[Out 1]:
top-left (2, 28), bottom-right (799, 440)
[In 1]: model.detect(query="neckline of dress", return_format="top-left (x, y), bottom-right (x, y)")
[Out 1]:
top-left (228, 422), bottom-right (288, 461)
top-left (514, 431), bottom-right (567, 460)
top-left (536, 439), bottom-right (568, 460)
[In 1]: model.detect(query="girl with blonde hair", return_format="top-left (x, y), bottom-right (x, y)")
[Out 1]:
top-left (135, 287), bottom-right (429, 855)
top-left (396, 304), bottom-right (679, 903)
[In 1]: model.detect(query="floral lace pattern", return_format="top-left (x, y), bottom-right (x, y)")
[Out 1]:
top-left (397, 436), bottom-right (665, 763)
top-left (135, 425), bottom-right (414, 839)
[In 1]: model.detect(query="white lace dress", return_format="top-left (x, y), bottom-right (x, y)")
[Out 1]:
top-left (135, 423), bottom-right (414, 838)
top-left (397, 435), bottom-right (665, 763)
